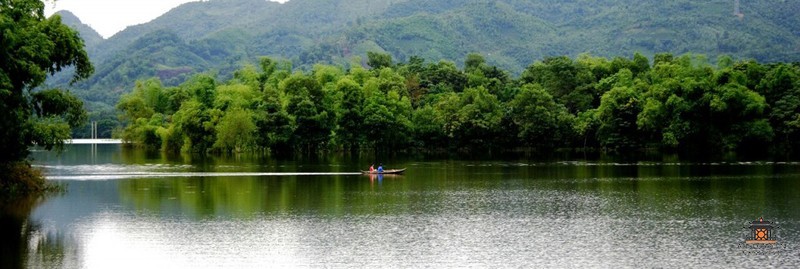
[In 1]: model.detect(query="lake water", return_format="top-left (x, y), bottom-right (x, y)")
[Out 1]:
top-left (2, 144), bottom-right (799, 268)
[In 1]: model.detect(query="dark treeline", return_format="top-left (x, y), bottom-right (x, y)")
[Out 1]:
top-left (1, 0), bottom-right (93, 195)
top-left (116, 52), bottom-right (800, 155)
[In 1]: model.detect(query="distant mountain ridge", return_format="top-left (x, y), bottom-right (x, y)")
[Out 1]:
top-left (54, 10), bottom-right (103, 49)
top-left (49, 0), bottom-right (800, 110)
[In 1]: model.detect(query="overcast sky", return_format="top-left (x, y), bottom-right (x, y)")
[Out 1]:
top-left (45, 0), bottom-right (288, 39)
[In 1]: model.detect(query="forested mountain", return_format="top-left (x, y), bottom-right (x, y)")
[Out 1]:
top-left (55, 10), bottom-right (103, 49)
top-left (49, 0), bottom-right (800, 112)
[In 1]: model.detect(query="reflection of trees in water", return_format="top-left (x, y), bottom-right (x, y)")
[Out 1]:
top-left (0, 196), bottom-right (70, 269)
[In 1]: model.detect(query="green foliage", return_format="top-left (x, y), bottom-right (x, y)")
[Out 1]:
top-left (214, 108), bottom-right (256, 152)
top-left (0, 0), bottom-right (93, 195)
top-left (31, 89), bottom-right (88, 128)
top-left (362, 87), bottom-right (413, 150)
top-left (367, 52), bottom-right (393, 69)
top-left (464, 53), bottom-right (486, 73)
top-left (0, 162), bottom-right (52, 196)
top-left (635, 56), bottom-right (773, 151)
top-left (411, 105), bottom-right (446, 149)
top-left (172, 99), bottom-right (216, 152)
top-left (596, 72), bottom-right (644, 150)
top-left (30, 117), bottom-right (72, 152)
top-left (334, 78), bottom-right (365, 151)
top-left (0, 0), bottom-right (93, 165)
top-left (214, 84), bottom-right (259, 110)
top-left (43, 0), bottom-right (800, 121)
top-left (450, 87), bottom-right (503, 149)
top-left (115, 79), bottom-right (169, 147)
top-left (418, 60), bottom-right (467, 98)
top-left (254, 86), bottom-right (294, 153)
top-left (509, 84), bottom-right (575, 150)
top-left (282, 72), bottom-right (334, 152)
top-left (521, 56), bottom-right (598, 113)
top-left (115, 53), bottom-right (800, 155)
top-left (755, 64), bottom-right (800, 148)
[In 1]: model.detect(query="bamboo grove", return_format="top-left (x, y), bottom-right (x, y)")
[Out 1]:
top-left (115, 52), bottom-right (800, 154)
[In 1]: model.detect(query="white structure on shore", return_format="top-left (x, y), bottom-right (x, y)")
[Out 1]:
top-left (65, 139), bottom-right (123, 144)
top-left (734, 0), bottom-right (744, 18)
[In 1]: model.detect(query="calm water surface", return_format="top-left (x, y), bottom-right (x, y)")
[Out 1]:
top-left (2, 144), bottom-right (799, 268)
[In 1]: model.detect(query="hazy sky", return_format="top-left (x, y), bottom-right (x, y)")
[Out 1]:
top-left (44, 0), bottom-right (288, 39)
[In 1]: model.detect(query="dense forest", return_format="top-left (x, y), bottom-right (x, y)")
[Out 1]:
top-left (47, 0), bottom-right (800, 138)
top-left (1, 0), bottom-right (93, 194)
top-left (116, 52), bottom-right (800, 155)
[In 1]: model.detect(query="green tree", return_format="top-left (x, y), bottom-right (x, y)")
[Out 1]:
top-left (31, 89), bottom-right (88, 130)
top-left (708, 83), bottom-right (772, 150)
top-left (0, 1), bottom-right (93, 194)
top-left (596, 70), bottom-right (643, 150)
top-left (464, 53), bottom-right (486, 73)
top-left (653, 53), bottom-right (674, 66)
top-left (334, 78), bottom-right (365, 151)
top-left (520, 56), bottom-right (596, 113)
top-left (29, 89), bottom-right (88, 151)
top-left (282, 73), bottom-right (333, 152)
top-left (214, 108), bottom-right (256, 152)
top-left (509, 84), bottom-right (574, 150)
top-left (420, 61), bottom-right (467, 96)
top-left (435, 86), bottom-right (503, 149)
top-left (214, 83), bottom-right (260, 111)
top-left (172, 99), bottom-right (216, 152)
top-left (631, 52), bottom-right (651, 75)
top-left (464, 53), bottom-right (513, 101)
top-left (411, 105), bottom-right (446, 149)
top-left (367, 51), bottom-right (393, 69)
top-left (111, 53), bottom-right (800, 155)
top-left (362, 88), bottom-right (413, 150)
top-left (757, 64), bottom-right (800, 147)
top-left (574, 109), bottom-right (600, 149)
top-left (231, 64), bottom-right (263, 92)
top-left (185, 74), bottom-right (217, 108)
top-left (0, 0), bottom-right (93, 167)
top-left (637, 57), bottom-right (772, 151)
top-left (115, 78), bottom-right (172, 148)
top-left (457, 87), bottom-right (503, 148)
top-left (254, 86), bottom-right (294, 153)
top-left (313, 64), bottom-right (345, 88)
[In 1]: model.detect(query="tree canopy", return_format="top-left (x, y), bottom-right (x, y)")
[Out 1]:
top-left (116, 53), bottom-right (800, 155)
top-left (0, 0), bottom-right (93, 164)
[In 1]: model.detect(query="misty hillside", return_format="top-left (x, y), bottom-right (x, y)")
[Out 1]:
top-left (49, 0), bottom-right (800, 109)
top-left (55, 10), bottom-right (103, 50)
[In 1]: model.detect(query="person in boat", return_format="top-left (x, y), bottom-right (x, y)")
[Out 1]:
top-left (377, 163), bottom-right (384, 173)
top-left (369, 164), bottom-right (375, 173)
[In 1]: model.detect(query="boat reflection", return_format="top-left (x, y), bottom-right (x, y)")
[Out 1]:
top-left (368, 173), bottom-right (404, 181)
top-left (368, 173), bottom-right (404, 189)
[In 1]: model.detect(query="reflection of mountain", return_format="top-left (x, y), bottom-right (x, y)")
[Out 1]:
top-left (48, 0), bottom-right (800, 110)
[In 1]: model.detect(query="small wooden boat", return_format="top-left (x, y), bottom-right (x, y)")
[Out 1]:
top-left (361, 168), bottom-right (406, 174)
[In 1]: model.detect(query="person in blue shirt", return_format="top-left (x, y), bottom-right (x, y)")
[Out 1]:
top-left (377, 163), bottom-right (384, 173)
